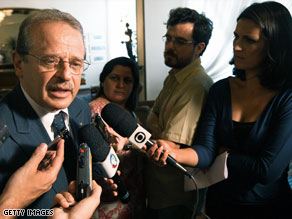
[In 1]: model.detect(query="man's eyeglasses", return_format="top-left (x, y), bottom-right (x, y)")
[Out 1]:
top-left (23, 53), bottom-right (90, 75)
top-left (162, 35), bottom-right (195, 47)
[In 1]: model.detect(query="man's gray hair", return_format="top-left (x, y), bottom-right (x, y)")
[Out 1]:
top-left (16, 9), bottom-right (85, 55)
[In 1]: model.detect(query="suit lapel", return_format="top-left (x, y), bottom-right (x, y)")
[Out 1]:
top-left (10, 85), bottom-right (50, 154)
top-left (10, 84), bottom-right (69, 193)
top-left (68, 98), bottom-right (86, 148)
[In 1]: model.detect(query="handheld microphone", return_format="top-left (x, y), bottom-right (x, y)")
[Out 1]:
top-left (0, 123), bottom-right (9, 148)
top-left (101, 103), bottom-right (191, 177)
top-left (76, 143), bottom-right (92, 201)
top-left (78, 124), bottom-right (130, 204)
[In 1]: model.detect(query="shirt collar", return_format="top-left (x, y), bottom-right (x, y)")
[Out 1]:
top-left (169, 57), bottom-right (201, 84)
top-left (21, 85), bottom-right (69, 139)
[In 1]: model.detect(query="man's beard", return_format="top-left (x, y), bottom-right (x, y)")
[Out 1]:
top-left (164, 51), bottom-right (189, 69)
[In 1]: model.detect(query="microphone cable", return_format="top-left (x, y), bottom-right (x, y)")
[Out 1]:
top-left (186, 173), bottom-right (199, 219)
top-left (186, 172), bottom-right (211, 219)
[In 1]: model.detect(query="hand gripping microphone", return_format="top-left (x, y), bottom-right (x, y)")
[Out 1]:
top-left (101, 103), bottom-right (192, 177)
top-left (78, 124), bottom-right (130, 204)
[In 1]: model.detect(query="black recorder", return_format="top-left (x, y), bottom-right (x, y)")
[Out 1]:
top-left (76, 143), bottom-right (92, 201)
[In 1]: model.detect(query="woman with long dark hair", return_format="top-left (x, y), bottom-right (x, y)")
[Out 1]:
top-left (90, 57), bottom-right (146, 219)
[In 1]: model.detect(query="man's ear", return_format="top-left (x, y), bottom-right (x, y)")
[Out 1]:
top-left (195, 42), bottom-right (206, 57)
top-left (12, 51), bottom-right (24, 78)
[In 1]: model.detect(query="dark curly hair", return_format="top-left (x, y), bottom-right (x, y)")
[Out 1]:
top-left (166, 7), bottom-right (213, 56)
top-left (233, 1), bottom-right (292, 90)
top-left (97, 57), bottom-right (140, 111)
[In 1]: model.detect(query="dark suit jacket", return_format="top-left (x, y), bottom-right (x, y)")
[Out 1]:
top-left (0, 84), bottom-right (91, 218)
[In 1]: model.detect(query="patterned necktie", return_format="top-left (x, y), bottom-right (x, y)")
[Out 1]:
top-left (52, 112), bottom-right (67, 137)
top-left (52, 111), bottom-right (76, 182)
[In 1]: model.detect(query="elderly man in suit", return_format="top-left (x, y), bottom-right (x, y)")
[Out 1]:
top-left (0, 9), bottom-right (91, 217)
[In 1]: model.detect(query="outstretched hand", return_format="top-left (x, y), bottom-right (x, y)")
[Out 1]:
top-left (50, 180), bottom-right (102, 219)
top-left (0, 140), bottom-right (64, 211)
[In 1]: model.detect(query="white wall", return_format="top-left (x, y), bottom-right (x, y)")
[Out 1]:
top-left (0, 0), bottom-right (136, 90)
top-left (144, 0), bottom-right (183, 100)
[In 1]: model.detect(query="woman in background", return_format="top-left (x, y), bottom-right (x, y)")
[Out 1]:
top-left (90, 56), bottom-right (146, 219)
top-left (148, 2), bottom-right (292, 219)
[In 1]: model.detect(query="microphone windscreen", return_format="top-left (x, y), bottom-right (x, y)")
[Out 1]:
top-left (101, 103), bottom-right (137, 138)
top-left (79, 124), bottom-right (110, 162)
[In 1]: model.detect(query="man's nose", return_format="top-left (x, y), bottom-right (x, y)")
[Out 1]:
top-left (55, 61), bottom-right (72, 80)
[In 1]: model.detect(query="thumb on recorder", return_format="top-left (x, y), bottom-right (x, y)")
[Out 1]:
top-left (50, 180), bottom-right (102, 219)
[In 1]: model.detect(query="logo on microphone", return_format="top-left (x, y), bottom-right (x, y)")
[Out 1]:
top-left (110, 154), bottom-right (118, 168)
top-left (134, 132), bottom-right (146, 143)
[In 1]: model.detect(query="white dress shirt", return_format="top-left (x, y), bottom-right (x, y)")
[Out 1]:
top-left (21, 85), bottom-right (70, 141)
